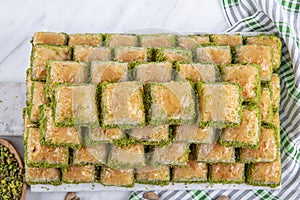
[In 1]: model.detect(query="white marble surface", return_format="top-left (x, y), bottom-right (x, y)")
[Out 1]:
top-left (0, 0), bottom-right (228, 83)
top-left (0, 0), bottom-right (229, 199)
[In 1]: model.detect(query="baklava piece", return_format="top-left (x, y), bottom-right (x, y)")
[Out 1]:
top-left (272, 111), bottom-right (280, 130)
top-left (32, 32), bottom-right (68, 46)
top-left (246, 155), bottom-right (281, 188)
top-left (272, 111), bottom-right (281, 140)
top-left (270, 74), bottom-right (280, 110)
top-left (26, 68), bottom-right (33, 105)
top-left (177, 35), bottom-right (210, 50)
top-left (105, 34), bottom-right (138, 47)
top-left (25, 167), bottom-right (61, 185)
top-left (195, 142), bottom-right (235, 163)
top-left (62, 165), bottom-right (96, 183)
top-left (209, 163), bottom-right (245, 184)
top-left (28, 81), bottom-right (49, 123)
top-left (128, 125), bottom-right (170, 146)
top-left (100, 166), bottom-right (135, 187)
top-left (46, 61), bottom-right (89, 98)
top-left (132, 62), bottom-right (173, 83)
top-left (172, 154), bottom-right (208, 183)
top-left (174, 125), bottom-right (215, 144)
top-left (155, 48), bottom-right (193, 62)
top-left (53, 84), bottom-right (99, 127)
top-left (176, 63), bottom-right (218, 83)
top-left (146, 81), bottom-right (196, 125)
top-left (113, 46), bottom-right (150, 62)
top-left (23, 108), bottom-right (37, 144)
top-left (107, 144), bottom-right (146, 169)
top-left (221, 64), bottom-right (261, 104)
top-left (23, 107), bottom-right (36, 128)
top-left (39, 105), bottom-right (82, 148)
top-left (31, 45), bottom-right (72, 80)
top-left (26, 128), bottom-right (69, 168)
top-left (220, 107), bottom-right (261, 149)
top-left (197, 83), bottom-right (242, 128)
top-left (211, 34), bottom-right (243, 46)
top-left (84, 127), bottom-right (126, 146)
top-left (73, 45), bottom-right (112, 62)
top-left (150, 142), bottom-right (190, 166)
top-left (245, 35), bottom-right (282, 70)
top-left (135, 165), bottom-right (170, 185)
top-left (235, 45), bottom-right (273, 81)
top-left (194, 45), bottom-right (232, 65)
top-left (259, 87), bottom-right (273, 124)
top-left (101, 82), bottom-right (145, 129)
top-left (72, 144), bottom-right (108, 165)
top-left (239, 127), bottom-right (278, 163)
top-left (139, 34), bottom-right (176, 48)
top-left (90, 61), bottom-right (128, 84)
top-left (68, 33), bottom-right (102, 47)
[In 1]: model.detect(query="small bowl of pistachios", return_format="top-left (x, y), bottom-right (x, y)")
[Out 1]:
top-left (0, 139), bottom-right (27, 200)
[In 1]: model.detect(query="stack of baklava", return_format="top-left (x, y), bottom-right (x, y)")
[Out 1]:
top-left (23, 32), bottom-right (281, 188)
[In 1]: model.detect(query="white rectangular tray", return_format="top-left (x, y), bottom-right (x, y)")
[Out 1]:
top-left (31, 182), bottom-right (280, 192)
top-left (19, 31), bottom-right (281, 192)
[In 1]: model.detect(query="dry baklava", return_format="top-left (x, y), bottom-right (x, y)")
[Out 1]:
top-left (221, 64), bottom-right (261, 104)
top-left (100, 166), bottom-right (135, 187)
top-left (146, 81), bottom-right (196, 125)
top-left (28, 81), bottom-right (49, 123)
top-left (131, 62), bottom-right (173, 83)
top-left (174, 125), bottom-right (215, 144)
top-left (139, 34), bottom-right (176, 48)
top-left (150, 142), bottom-right (190, 166)
top-left (176, 63), bottom-right (219, 82)
top-left (26, 128), bottom-right (69, 168)
top-left (84, 126), bottom-right (126, 146)
top-left (53, 84), bottom-right (99, 127)
top-left (235, 45), bottom-right (273, 81)
top-left (211, 34), bottom-right (243, 46)
top-left (72, 144), bottom-right (108, 165)
top-left (239, 127), bottom-right (278, 163)
top-left (68, 33), bottom-right (102, 47)
top-left (113, 46), bottom-right (150, 62)
top-left (220, 107), bottom-right (261, 149)
top-left (101, 81), bottom-right (145, 129)
top-left (135, 165), bottom-right (170, 185)
top-left (31, 45), bottom-right (72, 80)
top-left (209, 163), bottom-right (245, 184)
top-left (107, 144), bottom-right (146, 169)
top-left (245, 35), bottom-right (282, 70)
top-left (197, 83), bottom-right (242, 128)
top-left (155, 48), bottom-right (193, 62)
top-left (105, 34), bottom-right (138, 48)
top-left (177, 35), bottom-right (210, 50)
top-left (32, 32), bottom-right (68, 46)
top-left (195, 142), bottom-right (235, 163)
top-left (73, 45), bottom-right (112, 62)
top-left (128, 125), bottom-right (170, 146)
top-left (246, 153), bottom-right (281, 187)
top-left (194, 45), bottom-right (232, 65)
top-left (25, 166), bottom-right (61, 185)
top-left (62, 165), bottom-right (96, 183)
top-left (90, 61), bottom-right (128, 84)
top-left (39, 105), bottom-right (82, 148)
top-left (46, 61), bottom-right (89, 98)
top-left (172, 154), bottom-right (208, 183)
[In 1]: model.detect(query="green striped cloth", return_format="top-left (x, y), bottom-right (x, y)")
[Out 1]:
top-left (129, 1), bottom-right (300, 199)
